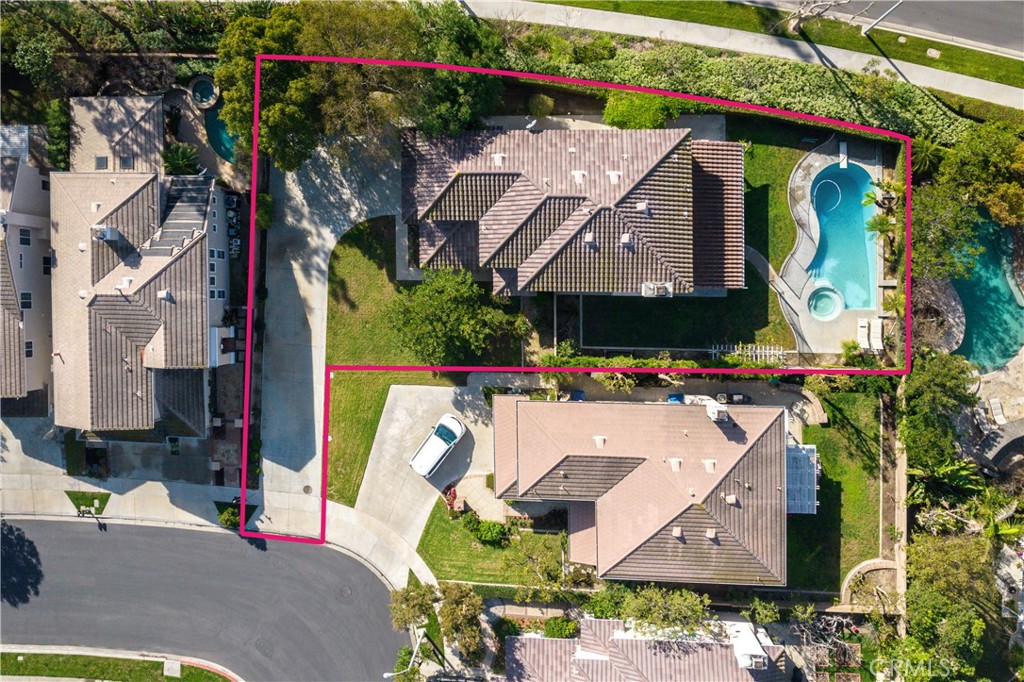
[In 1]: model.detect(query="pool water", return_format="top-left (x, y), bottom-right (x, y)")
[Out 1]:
top-left (204, 99), bottom-right (236, 165)
top-left (807, 163), bottom-right (878, 310)
top-left (953, 222), bottom-right (1024, 373)
top-left (192, 79), bottom-right (216, 104)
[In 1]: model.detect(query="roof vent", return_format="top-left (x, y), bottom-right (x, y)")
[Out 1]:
top-left (491, 152), bottom-right (507, 167)
top-left (593, 435), bottom-right (606, 449)
top-left (635, 201), bottom-right (650, 214)
top-left (706, 402), bottom-right (729, 422)
top-left (725, 493), bottom-right (738, 505)
top-left (568, 146), bottom-right (577, 154)
top-left (571, 170), bottom-right (586, 185)
top-left (620, 232), bottom-right (632, 246)
top-left (641, 282), bottom-right (673, 298)
top-left (669, 458), bottom-right (683, 472)
top-left (671, 526), bottom-right (683, 539)
top-left (113, 276), bottom-right (133, 292)
top-left (703, 459), bottom-right (717, 473)
top-left (583, 231), bottom-right (595, 245)
top-left (558, 484), bottom-right (568, 493)
top-left (78, 242), bottom-right (88, 252)
top-left (134, 390), bottom-right (143, 399)
top-left (78, 289), bottom-right (89, 299)
top-left (606, 170), bottom-right (622, 185)
top-left (705, 528), bottom-right (717, 540)
top-left (91, 201), bottom-right (102, 213)
top-left (157, 289), bottom-right (173, 302)
top-left (688, 487), bottom-right (696, 498)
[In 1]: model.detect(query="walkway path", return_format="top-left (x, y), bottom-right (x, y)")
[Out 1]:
top-left (464, 1), bottom-right (1024, 108)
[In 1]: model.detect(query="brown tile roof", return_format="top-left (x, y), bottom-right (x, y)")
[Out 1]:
top-left (402, 128), bottom-right (746, 296)
top-left (50, 173), bottom-right (212, 431)
top-left (0, 233), bottom-right (26, 398)
top-left (70, 97), bottom-right (164, 174)
top-left (506, 618), bottom-right (790, 682)
top-left (494, 396), bottom-right (788, 585)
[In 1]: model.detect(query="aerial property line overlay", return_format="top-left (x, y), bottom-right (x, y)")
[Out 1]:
top-left (240, 56), bottom-right (916, 544)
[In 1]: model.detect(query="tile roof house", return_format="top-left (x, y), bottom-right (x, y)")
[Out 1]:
top-left (1, 125), bottom-right (52, 400)
top-left (493, 396), bottom-right (788, 586)
top-left (505, 616), bottom-right (791, 682)
top-left (402, 128), bottom-right (745, 296)
top-left (49, 96), bottom-right (230, 435)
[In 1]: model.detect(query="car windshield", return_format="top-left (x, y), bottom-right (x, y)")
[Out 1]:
top-left (434, 424), bottom-right (458, 445)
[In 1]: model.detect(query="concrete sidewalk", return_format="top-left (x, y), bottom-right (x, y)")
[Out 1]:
top-left (465, 0), bottom-right (1024, 108)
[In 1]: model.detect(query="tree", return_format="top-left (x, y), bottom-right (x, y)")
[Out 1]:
top-left (585, 582), bottom-right (630, 619)
top-left (907, 457), bottom-right (984, 505)
top-left (544, 616), bottom-right (579, 639)
top-left (937, 121), bottom-right (1024, 227)
top-left (218, 505), bottom-right (240, 530)
top-left (162, 142), bottom-right (199, 175)
top-left (437, 582), bottom-right (483, 659)
top-left (389, 582), bottom-right (439, 630)
top-left (903, 351), bottom-right (977, 417)
top-left (782, 0), bottom-right (852, 32)
top-left (528, 94), bottom-right (554, 118)
top-left (255, 193), bottom-right (274, 231)
top-left (741, 597), bottom-right (780, 626)
top-left (911, 137), bottom-right (944, 177)
top-left (910, 183), bottom-right (983, 280)
top-left (907, 534), bottom-right (998, 607)
top-left (620, 584), bottom-right (711, 637)
top-left (410, 0), bottom-right (506, 137)
top-left (387, 269), bottom-right (526, 365)
top-left (502, 531), bottom-right (569, 603)
top-left (474, 520), bottom-right (507, 545)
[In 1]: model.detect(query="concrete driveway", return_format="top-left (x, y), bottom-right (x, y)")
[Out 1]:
top-left (259, 141), bottom-right (399, 537)
top-left (355, 385), bottom-right (494, 549)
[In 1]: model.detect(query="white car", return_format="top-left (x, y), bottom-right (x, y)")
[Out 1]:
top-left (409, 413), bottom-right (466, 478)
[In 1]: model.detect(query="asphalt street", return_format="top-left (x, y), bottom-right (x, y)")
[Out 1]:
top-left (0, 520), bottom-right (406, 682)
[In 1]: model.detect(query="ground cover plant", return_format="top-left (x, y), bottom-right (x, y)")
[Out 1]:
top-left (0, 653), bottom-right (229, 682)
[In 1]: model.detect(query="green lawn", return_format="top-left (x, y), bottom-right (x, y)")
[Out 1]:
top-left (541, 0), bottom-right (1024, 88)
top-left (0, 653), bottom-right (229, 682)
top-left (323, 218), bottom-right (455, 505)
top-left (417, 499), bottom-right (563, 583)
top-left (581, 265), bottom-right (794, 349)
top-left (65, 491), bottom-right (110, 515)
top-left (788, 392), bottom-right (880, 591)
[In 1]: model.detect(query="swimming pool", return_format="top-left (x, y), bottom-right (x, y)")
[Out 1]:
top-left (953, 222), bottom-right (1024, 373)
top-left (806, 163), bottom-right (878, 310)
top-left (204, 99), bottom-right (237, 164)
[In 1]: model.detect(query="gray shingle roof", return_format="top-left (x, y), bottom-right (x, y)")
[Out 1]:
top-left (493, 396), bottom-right (788, 586)
top-left (402, 128), bottom-right (746, 295)
top-left (0, 234), bottom-right (26, 398)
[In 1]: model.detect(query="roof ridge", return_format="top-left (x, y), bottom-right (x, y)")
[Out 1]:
top-left (517, 200), bottom-right (599, 291)
top-left (611, 131), bottom-right (689, 207)
top-left (479, 193), bottom-right (547, 267)
top-left (703, 506), bottom-right (783, 583)
top-left (110, 97), bottom-right (161, 151)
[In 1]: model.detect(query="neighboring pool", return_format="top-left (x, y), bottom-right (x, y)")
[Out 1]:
top-left (953, 222), bottom-right (1024, 373)
top-left (204, 99), bottom-right (236, 164)
top-left (806, 163), bottom-right (878, 310)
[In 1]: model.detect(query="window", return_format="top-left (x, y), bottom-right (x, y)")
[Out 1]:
top-left (20, 292), bottom-right (31, 309)
top-left (18, 253), bottom-right (23, 269)
top-left (209, 275), bottom-right (216, 286)
top-left (24, 341), bottom-right (33, 359)
top-left (42, 255), bottom-right (51, 275)
top-left (119, 154), bottom-right (134, 170)
top-left (209, 290), bottom-right (216, 300)
top-left (41, 179), bottom-right (50, 191)
top-left (209, 262), bottom-right (216, 273)
top-left (19, 228), bottom-right (30, 246)
top-left (209, 248), bottom-right (215, 258)
top-left (216, 249), bottom-right (226, 259)
top-left (95, 156), bottom-right (108, 170)
top-left (216, 290), bottom-right (226, 299)
top-left (212, 223), bottom-right (217, 233)
top-left (212, 210), bottom-right (217, 219)
top-left (212, 196), bottom-right (218, 205)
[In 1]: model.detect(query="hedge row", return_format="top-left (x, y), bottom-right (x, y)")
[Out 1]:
top-left (509, 43), bottom-right (973, 145)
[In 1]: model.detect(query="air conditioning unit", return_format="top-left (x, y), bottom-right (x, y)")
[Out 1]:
top-left (91, 224), bottom-right (118, 241)
top-left (641, 282), bottom-right (673, 298)
top-left (750, 656), bottom-right (767, 670)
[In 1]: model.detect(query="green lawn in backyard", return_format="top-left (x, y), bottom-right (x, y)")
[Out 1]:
top-left (581, 265), bottom-right (794, 349)
top-left (64, 491), bottom-right (110, 515)
top-left (324, 218), bottom-right (457, 505)
top-left (417, 498), bottom-right (563, 583)
top-left (787, 391), bottom-right (880, 591)
top-left (541, 1), bottom-right (1024, 88)
top-left (0, 653), bottom-right (229, 682)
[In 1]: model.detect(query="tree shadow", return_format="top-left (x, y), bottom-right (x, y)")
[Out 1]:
top-left (1, 521), bottom-right (43, 607)
top-left (786, 476), bottom-right (842, 591)
top-left (744, 182), bottom-right (770, 257)
top-left (821, 396), bottom-right (879, 475)
top-left (244, 535), bottom-right (268, 552)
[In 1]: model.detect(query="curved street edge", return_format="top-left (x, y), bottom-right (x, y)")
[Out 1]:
top-left (0, 643), bottom-right (244, 682)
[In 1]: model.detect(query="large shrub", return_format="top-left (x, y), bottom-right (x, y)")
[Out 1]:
top-left (45, 99), bottom-right (72, 171)
top-left (474, 520), bottom-right (507, 545)
top-left (543, 616), bottom-right (579, 639)
top-left (603, 91), bottom-right (673, 129)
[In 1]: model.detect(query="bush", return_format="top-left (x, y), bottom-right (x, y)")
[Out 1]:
top-left (256, 193), bottom-right (274, 231)
top-left (474, 520), bottom-right (507, 545)
top-left (527, 93), bottom-right (554, 118)
top-left (543, 616), bottom-right (579, 639)
top-left (585, 582), bottom-right (629, 619)
top-left (494, 617), bottom-right (521, 640)
top-left (174, 57), bottom-right (216, 84)
top-left (391, 645), bottom-right (420, 682)
top-left (162, 142), bottom-right (199, 175)
top-left (218, 505), bottom-right (240, 530)
top-left (45, 99), bottom-right (71, 171)
top-left (603, 91), bottom-right (672, 129)
top-left (461, 510), bottom-right (481, 534)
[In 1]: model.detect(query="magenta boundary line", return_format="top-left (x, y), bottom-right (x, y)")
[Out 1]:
top-left (239, 55), bottom-right (915, 544)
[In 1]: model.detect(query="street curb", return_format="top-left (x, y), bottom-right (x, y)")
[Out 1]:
top-left (1, 644), bottom-right (244, 682)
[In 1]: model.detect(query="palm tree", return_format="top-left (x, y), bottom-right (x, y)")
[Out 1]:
top-left (882, 290), bottom-right (905, 318)
top-left (862, 189), bottom-right (879, 207)
top-left (907, 459), bottom-right (985, 505)
top-left (911, 137), bottom-right (944, 176)
top-left (968, 488), bottom-right (1024, 544)
top-left (162, 142), bottom-right (199, 175)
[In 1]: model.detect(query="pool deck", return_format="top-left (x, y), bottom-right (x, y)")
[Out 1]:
top-left (777, 135), bottom-right (891, 355)
top-left (165, 87), bottom-right (249, 193)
